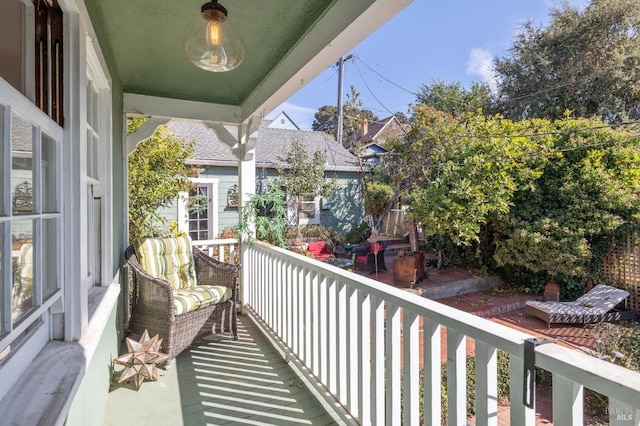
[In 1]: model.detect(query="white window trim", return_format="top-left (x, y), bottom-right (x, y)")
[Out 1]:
top-left (84, 34), bottom-right (113, 294)
top-left (292, 195), bottom-right (321, 226)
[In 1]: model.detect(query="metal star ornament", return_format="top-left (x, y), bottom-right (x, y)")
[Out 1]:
top-left (113, 329), bottom-right (171, 390)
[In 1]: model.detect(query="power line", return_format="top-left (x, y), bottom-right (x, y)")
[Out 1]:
top-left (354, 56), bottom-right (418, 97)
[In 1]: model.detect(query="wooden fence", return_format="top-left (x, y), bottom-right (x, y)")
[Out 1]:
top-left (601, 235), bottom-right (640, 311)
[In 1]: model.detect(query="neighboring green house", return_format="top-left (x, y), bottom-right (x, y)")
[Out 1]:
top-left (161, 119), bottom-right (365, 240)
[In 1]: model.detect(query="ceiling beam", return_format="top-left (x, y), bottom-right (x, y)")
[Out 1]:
top-left (123, 93), bottom-right (243, 124)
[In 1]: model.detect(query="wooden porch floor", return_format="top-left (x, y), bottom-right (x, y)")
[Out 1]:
top-left (102, 316), bottom-right (337, 426)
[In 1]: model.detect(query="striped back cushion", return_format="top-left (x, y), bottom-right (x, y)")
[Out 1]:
top-left (135, 236), bottom-right (197, 290)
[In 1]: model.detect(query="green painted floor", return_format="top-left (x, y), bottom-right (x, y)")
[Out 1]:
top-left (103, 316), bottom-right (337, 426)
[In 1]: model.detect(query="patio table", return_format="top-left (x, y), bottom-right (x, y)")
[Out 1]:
top-left (323, 257), bottom-right (353, 270)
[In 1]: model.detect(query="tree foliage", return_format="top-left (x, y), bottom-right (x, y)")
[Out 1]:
top-left (402, 108), bottom-right (640, 295)
top-left (409, 112), bottom-right (554, 246)
top-left (492, 116), bottom-right (640, 287)
top-left (363, 182), bottom-right (394, 219)
top-left (311, 86), bottom-right (379, 146)
top-left (128, 118), bottom-right (195, 241)
top-left (277, 137), bottom-right (336, 202)
top-left (493, 0), bottom-right (640, 123)
top-left (416, 80), bottom-right (492, 118)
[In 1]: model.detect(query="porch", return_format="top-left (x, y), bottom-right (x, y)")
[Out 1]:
top-left (103, 241), bottom-right (640, 425)
top-left (104, 315), bottom-right (337, 425)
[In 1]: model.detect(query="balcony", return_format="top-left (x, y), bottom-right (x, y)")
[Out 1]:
top-left (104, 241), bottom-right (640, 425)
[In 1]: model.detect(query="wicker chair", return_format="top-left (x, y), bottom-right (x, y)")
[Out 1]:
top-left (125, 240), bottom-right (239, 361)
top-left (353, 242), bottom-right (387, 274)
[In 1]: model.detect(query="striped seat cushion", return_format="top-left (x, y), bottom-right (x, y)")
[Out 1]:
top-left (135, 236), bottom-right (197, 290)
top-left (173, 285), bottom-right (232, 315)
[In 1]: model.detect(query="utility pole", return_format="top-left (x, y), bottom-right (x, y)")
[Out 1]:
top-left (336, 54), bottom-right (353, 147)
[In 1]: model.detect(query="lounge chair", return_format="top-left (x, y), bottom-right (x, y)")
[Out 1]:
top-left (525, 284), bottom-right (637, 327)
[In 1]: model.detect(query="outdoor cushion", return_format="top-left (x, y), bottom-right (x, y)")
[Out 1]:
top-left (307, 240), bottom-right (332, 260)
top-left (370, 242), bottom-right (383, 253)
top-left (135, 236), bottom-right (198, 290)
top-left (525, 284), bottom-right (634, 325)
top-left (173, 285), bottom-right (232, 315)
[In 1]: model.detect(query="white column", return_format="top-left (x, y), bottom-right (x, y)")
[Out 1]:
top-left (62, 10), bottom-right (84, 341)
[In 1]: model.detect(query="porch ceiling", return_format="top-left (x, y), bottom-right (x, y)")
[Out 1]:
top-left (83, 0), bottom-right (413, 124)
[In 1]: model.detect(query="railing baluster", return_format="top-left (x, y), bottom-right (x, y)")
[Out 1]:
top-left (447, 329), bottom-right (466, 425)
top-left (311, 271), bottom-right (320, 376)
top-left (475, 341), bottom-right (498, 426)
top-left (385, 303), bottom-right (401, 425)
top-left (509, 355), bottom-right (536, 425)
top-left (553, 374), bottom-right (583, 425)
top-left (319, 275), bottom-right (328, 383)
top-left (403, 310), bottom-right (420, 425)
top-left (358, 290), bottom-right (371, 426)
top-left (371, 295), bottom-right (385, 425)
top-left (305, 270), bottom-right (314, 369)
top-left (423, 318), bottom-right (441, 425)
top-left (347, 286), bottom-right (358, 417)
top-left (327, 277), bottom-right (337, 395)
top-left (337, 282), bottom-right (347, 404)
top-left (609, 398), bottom-right (639, 426)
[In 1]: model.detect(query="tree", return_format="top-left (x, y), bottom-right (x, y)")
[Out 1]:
top-left (277, 137), bottom-right (336, 231)
top-left (128, 118), bottom-right (196, 241)
top-left (493, 0), bottom-right (640, 123)
top-left (366, 105), bottom-right (457, 231)
top-left (415, 80), bottom-right (492, 118)
top-left (311, 86), bottom-right (379, 147)
top-left (408, 112), bottom-right (554, 246)
top-left (492, 115), bottom-right (640, 296)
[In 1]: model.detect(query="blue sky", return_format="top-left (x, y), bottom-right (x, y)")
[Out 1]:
top-left (267, 0), bottom-right (588, 130)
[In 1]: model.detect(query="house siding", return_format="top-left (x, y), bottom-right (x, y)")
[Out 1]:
top-left (320, 171), bottom-right (365, 233)
top-left (199, 167), bottom-right (241, 233)
top-left (164, 167), bottom-right (364, 237)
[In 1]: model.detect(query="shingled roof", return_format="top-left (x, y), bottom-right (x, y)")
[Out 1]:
top-left (166, 120), bottom-right (359, 172)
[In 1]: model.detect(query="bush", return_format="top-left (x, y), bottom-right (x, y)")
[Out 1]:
top-left (343, 221), bottom-right (371, 245)
top-left (287, 225), bottom-right (342, 245)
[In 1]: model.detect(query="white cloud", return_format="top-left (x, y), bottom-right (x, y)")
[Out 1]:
top-left (265, 102), bottom-right (318, 130)
top-left (465, 48), bottom-right (497, 93)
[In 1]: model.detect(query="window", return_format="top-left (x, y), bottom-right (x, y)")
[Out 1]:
top-left (34, 0), bottom-right (63, 126)
top-left (84, 53), bottom-right (110, 292)
top-left (298, 195), bottom-right (320, 224)
top-left (0, 95), bottom-right (63, 356)
top-left (0, 0), bottom-right (64, 126)
top-left (286, 194), bottom-right (320, 226)
top-left (178, 178), bottom-right (219, 241)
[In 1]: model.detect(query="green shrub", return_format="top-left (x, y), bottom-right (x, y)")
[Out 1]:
top-left (343, 221), bottom-right (371, 245)
top-left (288, 225), bottom-right (342, 245)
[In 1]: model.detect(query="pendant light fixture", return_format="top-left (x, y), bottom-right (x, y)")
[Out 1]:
top-left (183, 1), bottom-right (245, 72)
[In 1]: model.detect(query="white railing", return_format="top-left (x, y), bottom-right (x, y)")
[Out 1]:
top-left (244, 241), bottom-right (640, 426)
top-left (192, 238), bottom-right (239, 264)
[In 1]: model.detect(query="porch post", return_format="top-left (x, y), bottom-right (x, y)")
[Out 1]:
top-left (236, 118), bottom-right (259, 313)
top-left (204, 117), bottom-right (259, 313)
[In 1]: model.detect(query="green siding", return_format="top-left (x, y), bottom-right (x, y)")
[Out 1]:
top-left (200, 166), bottom-right (364, 235)
top-left (320, 171), bottom-right (365, 234)
top-left (159, 166), bottom-right (364, 237)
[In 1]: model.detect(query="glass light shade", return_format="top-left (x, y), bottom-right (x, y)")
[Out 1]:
top-left (183, 3), bottom-right (245, 72)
